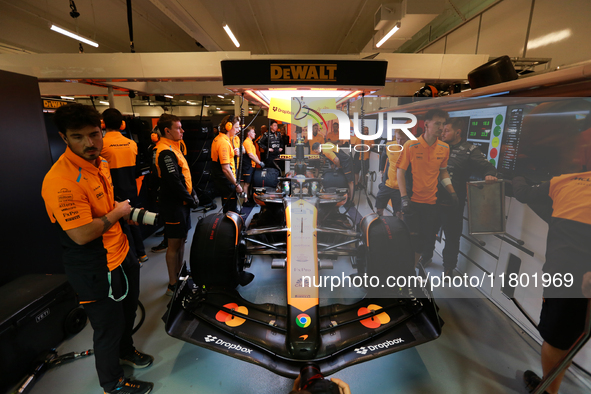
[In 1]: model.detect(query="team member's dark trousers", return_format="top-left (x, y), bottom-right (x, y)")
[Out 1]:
top-left (82, 251), bottom-right (140, 391)
top-left (438, 198), bottom-right (466, 271)
top-left (403, 201), bottom-right (438, 258)
top-left (211, 161), bottom-right (237, 213)
top-left (128, 223), bottom-right (146, 257)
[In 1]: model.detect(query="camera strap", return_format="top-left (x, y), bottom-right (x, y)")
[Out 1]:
top-left (107, 265), bottom-right (129, 302)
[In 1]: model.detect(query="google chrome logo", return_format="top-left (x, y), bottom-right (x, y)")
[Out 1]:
top-left (296, 313), bottom-right (311, 328)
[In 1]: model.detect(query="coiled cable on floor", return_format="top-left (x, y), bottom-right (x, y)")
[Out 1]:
top-left (132, 300), bottom-right (146, 335)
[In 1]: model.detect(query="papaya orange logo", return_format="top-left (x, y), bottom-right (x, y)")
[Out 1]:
top-left (358, 304), bottom-right (390, 329)
top-left (215, 303), bottom-right (248, 327)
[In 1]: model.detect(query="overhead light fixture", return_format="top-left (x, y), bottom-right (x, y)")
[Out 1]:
top-left (204, 104), bottom-right (210, 107)
top-left (336, 90), bottom-right (363, 105)
top-left (222, 24), bottom-right (240, 48)
top-left (216, 107), bottom-right (221, 110)
top-left (164, 95), bottom-right (173, 99)
top-left (217, 95), bottom-right (225, 99)
top-left (376, 23), bottom-right (400, 48)
top-left (50, 24), bottom-right (99, 47)
top-left (100, 101), bottom-right (109, 105)
top-left (249, 107), bottom-right (252, 110)
top-left (61, 96), bottom-right (75, 100)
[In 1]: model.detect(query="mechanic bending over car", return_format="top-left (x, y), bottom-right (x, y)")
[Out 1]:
top-left (312, 141), bottom-right (355, 210)
top-left (153, 113), bottom-right (199, 296)
top-left (211, 114), bottom-right (242, 213)
top-left (42, 104), bottom-right (153, 394)
top-left (396, 109), bottom-right (457, 267)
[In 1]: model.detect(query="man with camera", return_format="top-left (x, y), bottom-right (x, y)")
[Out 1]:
top-left (100, 108), bottom-right (148, 264)
top-left (42, 104), bottom-right (153, 394)
top-left (153, 114), bottom-right (199, 296)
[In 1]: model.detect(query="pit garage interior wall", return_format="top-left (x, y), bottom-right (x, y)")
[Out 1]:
top-left (421, 0), bottom-right (591, 68)
top-left (0, 70), bottom-right (63, 286)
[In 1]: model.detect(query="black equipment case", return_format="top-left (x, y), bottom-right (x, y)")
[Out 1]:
top-left (0, 274), bottom-right (85, 392)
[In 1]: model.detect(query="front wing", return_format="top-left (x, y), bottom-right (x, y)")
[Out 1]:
top-left (165, 265), bottom-right (443, 378)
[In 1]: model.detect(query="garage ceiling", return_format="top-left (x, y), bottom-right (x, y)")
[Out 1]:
top-left (0, 0), bottom-right (450, 55)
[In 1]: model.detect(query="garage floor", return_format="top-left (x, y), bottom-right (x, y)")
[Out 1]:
top-left (16, 195), bottom-right (591, 394)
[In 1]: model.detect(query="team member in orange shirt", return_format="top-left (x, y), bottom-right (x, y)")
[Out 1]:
top-left (100, 108), bottom-right (148, 264)
top-left (375, 130), bottom-right (410, 217)
top-left (233, 134), bottom-right (241, 172)
top-left (310, 123), bottom-right (325, 147)
top-left (326, 121), bottom-right (342, 145)
top-left (241, 126), bottom-right (265, 207)
top-left (515, 171), bottom-right (591, 394)
top-left (42, 104), bottom-right (153, 394)
top-left (212, 114), bottom-right (242, 213)
top-left (397, 109), bottom-right (457, 266)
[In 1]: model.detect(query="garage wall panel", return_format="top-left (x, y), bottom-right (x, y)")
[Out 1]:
top-left (446, 17), bottom-right (480, 54)
top-left (526, 0), bottom-right (591, 67)
top-left (477, 0), bottom-right (532, 58)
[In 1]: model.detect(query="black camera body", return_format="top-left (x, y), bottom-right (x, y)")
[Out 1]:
top-left (299, 364), bottom-right (340, 394)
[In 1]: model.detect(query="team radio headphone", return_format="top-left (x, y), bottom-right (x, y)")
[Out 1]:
top-left (100, 119), bottom-right (126, 130)
top-left (225, 115), bottom-right (236, 132)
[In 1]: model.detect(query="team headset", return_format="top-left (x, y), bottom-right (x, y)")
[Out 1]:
top-left (413, 85), bottom-right (439, 98)
top-left (100, 119), bottom-right (126, 130)
top-left (225, 115), bottom-right (236, 132)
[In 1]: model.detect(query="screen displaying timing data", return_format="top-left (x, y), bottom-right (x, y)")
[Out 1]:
top-left (498, 105), bottom-right (526, 174)
top-left (448, 106), bottom-right (508, 168)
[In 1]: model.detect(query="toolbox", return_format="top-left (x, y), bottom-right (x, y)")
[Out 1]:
top-left (0, 274), bottom-right (86, 392)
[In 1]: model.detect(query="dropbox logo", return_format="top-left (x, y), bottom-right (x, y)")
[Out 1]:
top-left (354, 347), bottom-right (368, 355)
top-left (204, 335), bottom-right (217, 343)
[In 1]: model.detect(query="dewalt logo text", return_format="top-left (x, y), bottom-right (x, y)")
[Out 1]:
top-left (270, 64), bottom-right (337, 82)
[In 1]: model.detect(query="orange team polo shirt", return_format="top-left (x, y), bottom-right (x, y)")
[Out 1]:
top-left (396, 135), bottom-right (449, 204)
top-left (243, 137), bottom-right (257, 167)
top-left (326, 128), bottom-right (341, 144)
top-left (154, 137), bottom-right (193, 193)
top-left (211, 133), bottom-right (236, 177)
top-left (351, 134), bottom-right (370, 160)
top-left (233, 135), bottom-right (241, 170)
top-left (384, 141), bottom-right (403, 190)
top-left (321, 141), bottom-right (340, 165)
top-left (100, 131), bottom-right (137, 168)
top-left (41, 147), bottom-right (129, 271)
top-left (308, 132), bottom-right (325, 147)
top-left (549, 171), bottom-right (591, 225)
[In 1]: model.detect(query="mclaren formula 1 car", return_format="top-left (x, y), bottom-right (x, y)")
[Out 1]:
top-left (165, 132), bottom-right (443, 378)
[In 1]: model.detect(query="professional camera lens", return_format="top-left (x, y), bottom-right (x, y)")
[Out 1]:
top-left (129, 207), bottom-right (159, 226)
